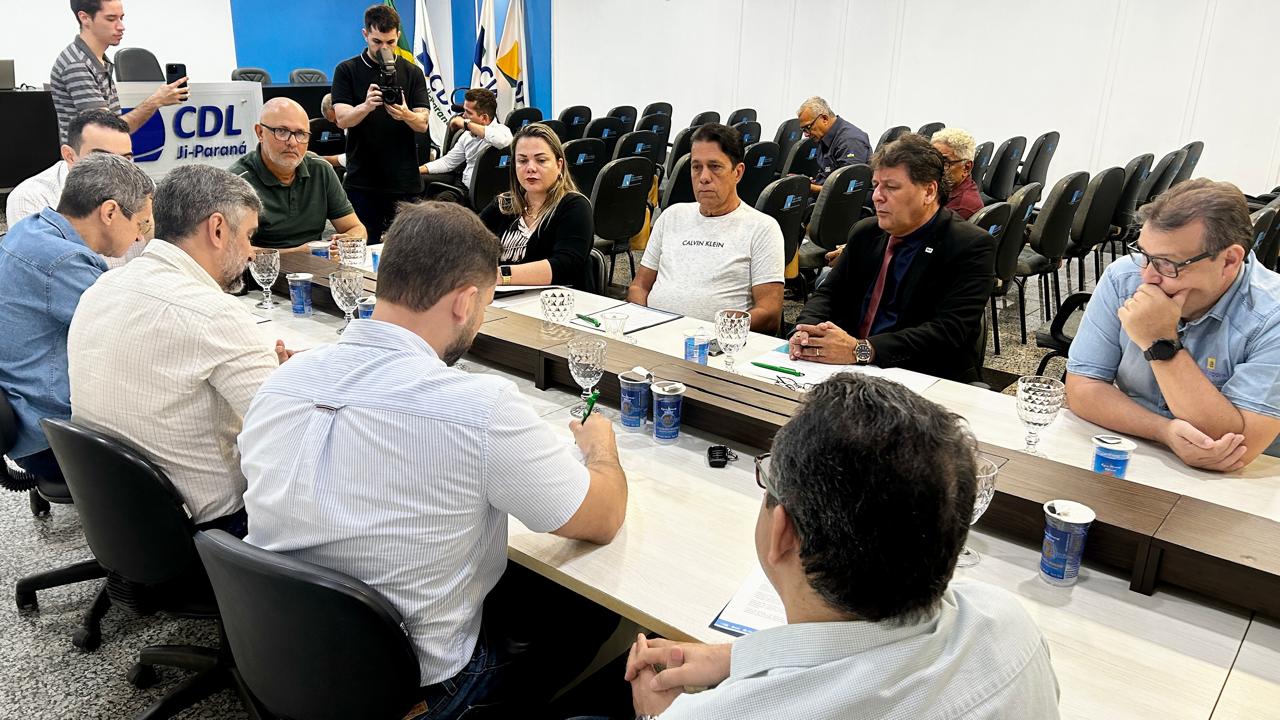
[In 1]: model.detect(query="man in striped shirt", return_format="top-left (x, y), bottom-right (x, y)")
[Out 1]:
top-left (50, 0), bottom-right (188, 144)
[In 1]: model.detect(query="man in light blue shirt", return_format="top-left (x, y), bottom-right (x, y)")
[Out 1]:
top-left (0, 153), bottom-right (153, 481)
top-left (1067, 179), bottom-right (1280, 471)
top-left (622, 374), bottom-right (1060, 720)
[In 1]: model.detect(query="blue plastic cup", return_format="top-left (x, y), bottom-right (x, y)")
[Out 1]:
top-left (683, 329), bottom-right (710, 365)
top-left (1040, 500), bottom-right (1095, 587)
top-left (371, 248), bottom-right (381, 272)
top-left (1091, 435), bottom-right (1136, 478)
top-left (307, 240), bottom-right (330, 258)
top-left (652, 381), bottom-right (686, 443)
top-left (618, 369), bottom-right (651, 431)
top-left (357, 294), bottom-right (377, 319)
top-left (287, 273), bottom-right (313, 317)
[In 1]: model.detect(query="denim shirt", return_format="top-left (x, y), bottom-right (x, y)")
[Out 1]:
top-left (0, 209), bottom-right (106, 459)
top-left (1067, 254), bottom-right (1280, 457)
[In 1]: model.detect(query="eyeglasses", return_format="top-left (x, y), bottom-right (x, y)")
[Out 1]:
top-left (942, 158), bottom-right (966, 168)
top-left (260, 123), bottom-right (312, 144)
top-left (755, 453), bottom-right (777, 496)
top-left (799, 115), bottom-right (825, 135)
top-left (1127, 241), bottom-right (1215, 278)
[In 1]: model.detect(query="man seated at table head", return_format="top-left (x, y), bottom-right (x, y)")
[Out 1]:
top-left (0, 153), bottom-right (152, 485)
top-left (228, 97), bottom-right (366, 251)
top-left (68, 165), bottom-right (293, 539)
top-left (420, 87), bottom-right (514, 198)
top-left (795, 96), bottom-right (871, 196)
top-left (239, 201), bottom-right (628, 717)
top-left (1067, 179), bottom-right (1280, 471)
top-left (626, 123), bottom-right (785, 333)
top-left (931, 127), bottom-right (984, 221)
top-left (789, 133), bottom-right (995, 383)
top-left (6, 108), bottom-right (150, 267)
top-left (624, 373), bottom-right (1060, 719)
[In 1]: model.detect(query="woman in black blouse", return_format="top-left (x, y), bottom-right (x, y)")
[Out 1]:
top-left (479, 123), bottom-right (596, 292)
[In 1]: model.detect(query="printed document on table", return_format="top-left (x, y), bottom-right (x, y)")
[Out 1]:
top-left (489, 285), bottom-right (558, 308)
top-left (569, 302), bottom-right (682, 334)
top-left (711, 563), bottom-right (786, 637)
top-left (744, 348), bottom-right (937, 394)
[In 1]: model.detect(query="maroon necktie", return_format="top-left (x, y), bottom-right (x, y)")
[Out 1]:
top-left (859, 236), bottom-right (905, 338)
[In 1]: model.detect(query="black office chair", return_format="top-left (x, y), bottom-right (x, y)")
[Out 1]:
top-left (727, 108), bottom-right (757, 127)
top-left (971, 141), bottom-right (995, 190)
top-left (591, 156), bottom-right (654, 286)
top-left (917, 122), bottom-right (945, 139)
top-left (1251, 208), bottom-right (1278, 270)
top-left (1015, 171), bottom-right (1090, 324)
top-left (1169, 140), bottom-right (1204, 187)
top-left (689, 110), bottom-right (720, 128)
top-left (637, 112), bottom-right (673, 149)
top-left (992, 183), bottom-right (1043, 346)
top-left (982, 136), bottom-right (1027, 203)
top-left (755, 176), bottom-right (812, 305)
top-left (607, 105), bottom-right (638, 134)
top-left (40, 418), bottom-right (262, 719)
top-left (585, 116), bottom-right (624, 159)
top-left (662, 126), bottom-right (695, 186)
top-left (780, 137), bottom-right (820, 178)
top-left (1113, 153), bottom-right (1155, 231)
top-left (450, 87), bottom-right (470, 112)
top-left (659, 154), bottom-right (694, 210)
top-left (613, 130), bottom-right (664, 167)
top-left (774, 118), bottom-right (803, 167)
top-left (733, 120), bottom-right (762, 146)
top-left (589, 249), bottom-right (609, 294)
top-left (739, 141), bottom-right (781, 206)
top-left (641, 101), bottom-right (672, 117)
top-left (468, 145), bottom-right (511, 212)
top-left (1257, 219), bottom-right (1280, 272)
top-left (539, 118), bottom-right (568, 142)
top-left (289, 68), bottom-right (328, 83)
top-left (1063, 166), bottom-right (1125, 291)
top-left (797, 164), bottom-right (872, 271)
top-left (506, 106), bottom-right (543, 130)
top-left (1138, 148), bottom-right (1187, 206)
top-left (309, 117), bottom-right (344, 155)
top-left (969, 203), bottom-right (1013, 354)
top-left (114, 48), bottom-right (164, 81)
top-left (231, 67), bottom-right (272, 84)
top-left (1034, 292), bottom-right (1091, 378)
top-left (564, 138), bottom-right (606, 200)
top-left (1015, 131), bottom-right (1059, 192)
top-left (195, 530), bottom-right (421, 720)
top-left (875, 125), bottom-right (910, 150)
top-left (558, 105), bottom-right (592, 140)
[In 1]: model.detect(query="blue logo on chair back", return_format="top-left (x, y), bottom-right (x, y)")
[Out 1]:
top-left (844, 178), bottom-right (864, 194)
top-left (519, 119), bottom-right (530, 128)
top-left (498, 155), bottom-right (510, 168)
top-left (789, 131), bottom-right (799, 141)
top-left (784, 194), bottom-right (802, 210)
top-left (1012, 149), bottom-right (1022, 159)
top-left (602, 128), bottom-right (613, 137)
top-left (988, 223), bottom-right (1002, 236)
top-left (756, 156), bottom-right (773, 168)
top-left (129, 110), bottom-right (165, 163)
top-left (621, 173), bottom-right (643, 188)
top-left (636, 142), bottom-right (650, 153)
top-left (572, 116), bottom-right (586, 126)
top-left (1024, 205), bottom-right (1034, 220)
top-left (575, 153), bottom-right (593, 165)
top-left (1070, 189), bottom-right (1082, 204)
top-left (807, 147), bottom-right (818, 160)
top-left (1258, 230), bottom-right (1266, 243)
top-left (743, 133), bottom-right (754, 143)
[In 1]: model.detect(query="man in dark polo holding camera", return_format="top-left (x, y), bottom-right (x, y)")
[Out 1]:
top-left (331, 4), bottom-right (430, 244)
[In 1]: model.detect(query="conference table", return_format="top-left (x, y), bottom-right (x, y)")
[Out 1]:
top-left (247, 272), bottom-right (1280, 720)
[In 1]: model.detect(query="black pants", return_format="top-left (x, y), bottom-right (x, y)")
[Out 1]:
top-left (15, 448), bottom-right (63, 483)
top-left (346, 188), bottom-right (420, 245)
top-left (195, 506), bottom-right (249, 539)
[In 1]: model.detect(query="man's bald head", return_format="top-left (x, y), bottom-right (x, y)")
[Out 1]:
top-left (260, 97), bottom-right (308, 127)
top-left (255, 97), bottom-right (310, 176)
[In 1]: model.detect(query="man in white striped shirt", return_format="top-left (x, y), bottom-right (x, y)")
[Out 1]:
top-left (239, 201), bottom-right (628, 719)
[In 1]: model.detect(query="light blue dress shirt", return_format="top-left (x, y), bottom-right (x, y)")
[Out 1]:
top-left (1067, 254), bottom-right (1280, 457)
top-left (0, 209), bottom-right (106, 459)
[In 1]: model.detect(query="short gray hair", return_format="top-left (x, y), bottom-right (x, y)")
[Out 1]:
top-left (930, 127), bottom-right (976, 162)
top-left (55, 152), bottom-right (153, 220)
top-left (320, 93), bottom-right (334, 116)
top-left (153, 164), bottom-right (262, 243)
top-left (797, 96), bottom-right (833, 118)
top-left (1137, 178), bottom-right (1253, 254)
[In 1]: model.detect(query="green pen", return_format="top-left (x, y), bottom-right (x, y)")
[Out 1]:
top-left (751, 361), bottom-right (804, 377)
top-left (576, 313), bottom-right (601, 327)
top-left (580, 389), bottom-right (600, 422)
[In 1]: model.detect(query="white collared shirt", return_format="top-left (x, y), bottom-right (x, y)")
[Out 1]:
top-left (663, 581), bottom-right (1060, 720)
top-left (67, 240), bottom-right (279, 522)
top-left (424, 121), bottom-right (513, 188)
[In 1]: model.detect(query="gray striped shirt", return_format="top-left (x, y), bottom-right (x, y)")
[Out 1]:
top-left (239, 320), bottom-right (590, 684)
top-left (50, 36), bottom-right (120, 144)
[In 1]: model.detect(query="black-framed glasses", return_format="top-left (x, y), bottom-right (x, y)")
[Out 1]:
top-left (942, 157), bottom-right (966, 168)
top-left (755, 453), bottom-right (776, 496)
top-left (261, 123), bottom-right (311, 144)
top-left (1127, 241), bottom-right (1215, 278)
top-left (799, 115), bottom-right (825, 135)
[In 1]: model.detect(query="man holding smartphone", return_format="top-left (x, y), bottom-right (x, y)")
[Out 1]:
top-left (330, 4), bottom-right (430, 244)
top-left (51, 1), bottom-right (189, 144)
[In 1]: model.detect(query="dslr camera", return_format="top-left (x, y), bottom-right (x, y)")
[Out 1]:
top-left (377, 48), bottom-right (404, 107)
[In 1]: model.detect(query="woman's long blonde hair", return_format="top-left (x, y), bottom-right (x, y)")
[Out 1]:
top-left (497, 123), bottom-right (579, 222)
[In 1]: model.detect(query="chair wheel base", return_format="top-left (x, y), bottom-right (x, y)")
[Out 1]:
top-left (72, 627), bottom-right (101, 651)
top-left (15, 590), bottom-right (37, 611)
top-left (128, 663), bottom-right (159, 689)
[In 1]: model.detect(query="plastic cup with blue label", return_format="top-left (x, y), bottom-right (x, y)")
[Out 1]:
top-left (618, 367), bottom-right (652, 431)
top-left (1039, 500), bottom-right (1095, 587)
top-left (371, 248), bottom-right (381, 272)
top-left (683, 328), bottom-right (711, 365)
top-left (286, 273), bottom-right (313, 317)
top-left (357, 294), bottom-right (377, 319)
top-left (307, 240), bottom-right (330, 259)
top-left (652, 380), bottom-right (686, 443)
top-left (1091, 435), bottom-right (1136, 479)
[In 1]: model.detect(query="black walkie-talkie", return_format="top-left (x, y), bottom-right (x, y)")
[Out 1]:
top-left (707, 445), bottom-right (738, 468)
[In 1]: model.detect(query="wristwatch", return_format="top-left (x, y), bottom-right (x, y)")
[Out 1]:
top-left (855, 339), bottom-right (874, 364)
top-left (462, 117), bottom-right (471, 131)
top-left (499, 265), bottom-right (513, 286)
top-left (1143, 337), bottom-right (1183, 362)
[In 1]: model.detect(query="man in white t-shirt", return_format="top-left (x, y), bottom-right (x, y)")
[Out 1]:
top-left (628, 123), bottom-right (785, 333)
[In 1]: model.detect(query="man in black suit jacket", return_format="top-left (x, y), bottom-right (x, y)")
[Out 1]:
top-left (791, 134), bottom-right (996, 383)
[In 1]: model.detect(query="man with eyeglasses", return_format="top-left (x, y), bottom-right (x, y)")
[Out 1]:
top-left (932, 127), bottom-right (984, 220)
top-left (1067, 179), bottom-right (1280, 470)
top-left (794, 96), bottom-right (870, 196)
top-left (620, 374), bottom-right (1060, 719)
top-left (228, 97), bottom-right (366, 251)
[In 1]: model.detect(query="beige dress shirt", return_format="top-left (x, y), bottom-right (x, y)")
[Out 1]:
top-left (68, 240), bottom-right (279, 522)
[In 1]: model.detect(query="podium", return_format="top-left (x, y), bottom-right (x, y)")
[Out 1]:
top-left (118, 81), bottom-right (262, 180)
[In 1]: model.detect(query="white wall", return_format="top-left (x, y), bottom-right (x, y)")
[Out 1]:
top-left (1, 0), bottom-right (236, 91)
top-left (553, 0), bottom-right (1280, 193)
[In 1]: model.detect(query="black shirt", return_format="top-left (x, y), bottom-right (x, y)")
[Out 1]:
top-left (479, 193), bottom-right (597, 293)
top-left (331, 51), bottom-right (430, 194)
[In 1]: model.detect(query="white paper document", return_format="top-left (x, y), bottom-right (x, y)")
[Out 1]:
top-left (711, 563), bottom-right (786, 637)
top-left (568, 302), bottom-right (682, 334)
top-left (489, 285), bottom-right (558, 308)
top-left (743, 348), bottom-right (938, 395)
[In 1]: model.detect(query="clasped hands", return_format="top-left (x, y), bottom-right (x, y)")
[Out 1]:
top-left (623, 634), bottom-right (731, 716)
top-left (789, 322), bottom-right (861, 364)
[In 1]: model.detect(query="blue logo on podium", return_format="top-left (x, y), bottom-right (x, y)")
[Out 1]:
top-left (126, 109), bottom-right (166, 163)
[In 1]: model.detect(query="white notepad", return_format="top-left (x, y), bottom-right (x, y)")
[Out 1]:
top-left (711, 564), bottom-right (786, 637)
top-left (568, 302), bottom-right (682, 334)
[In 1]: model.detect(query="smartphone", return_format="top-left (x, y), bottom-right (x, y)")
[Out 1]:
top-left (165, 63), bottom-right (188, 90)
